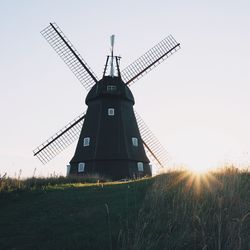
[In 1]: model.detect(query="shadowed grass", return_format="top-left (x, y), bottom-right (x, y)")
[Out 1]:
top-left (0, 176), bottom-right (151, 250)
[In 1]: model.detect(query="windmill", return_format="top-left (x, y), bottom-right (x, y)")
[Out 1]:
top-left (33, 22), bottom-right (180, 180)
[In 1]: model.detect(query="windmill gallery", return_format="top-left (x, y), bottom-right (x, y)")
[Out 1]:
top-left (33, 23), bottom-right (180, 180)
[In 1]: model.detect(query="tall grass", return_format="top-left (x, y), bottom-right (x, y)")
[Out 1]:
top-left (119, 168), bottom-right (250, 250)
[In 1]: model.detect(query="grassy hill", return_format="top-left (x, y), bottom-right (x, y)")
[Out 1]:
top-left (0, 169), bottom-right (249, 250)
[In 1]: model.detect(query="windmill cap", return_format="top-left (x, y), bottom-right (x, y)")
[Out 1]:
top-left (85, 76), bottom-right (135, 105)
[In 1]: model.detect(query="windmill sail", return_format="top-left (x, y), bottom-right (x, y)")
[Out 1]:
top-left (135, 111), bottom-right (168, 169)
top-left (121, 35), bottom-right (180, 86)
top-left (33, 113), bottom-right (85, 164)
top-left (35, 25), bottom-right (179, 177)
top-left (41, 23), bottom-right (98, 91)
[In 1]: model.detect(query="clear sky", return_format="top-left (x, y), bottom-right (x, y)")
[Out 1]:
top-left (0, 0), bottom-right (250, 177)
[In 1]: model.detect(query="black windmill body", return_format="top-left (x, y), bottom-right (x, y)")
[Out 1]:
top-left (70, 54), bottom-right (151, 179)
top-left (34, 23), bottom-right (181, 180)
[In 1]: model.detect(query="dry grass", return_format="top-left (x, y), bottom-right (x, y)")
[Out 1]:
top-left (119, 168), bottom-right (250, 250)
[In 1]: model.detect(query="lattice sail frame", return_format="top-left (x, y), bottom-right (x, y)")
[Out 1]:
top-left (121, 35), bottom-right (180, 86)
top-left (33, 113), bottom-right (85, 164)
top-left (135, 111), bottom-right (168, 169)
top-left (41, 23), bottom-right (98, 91)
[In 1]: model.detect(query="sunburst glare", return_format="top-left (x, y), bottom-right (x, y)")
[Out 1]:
top-left (167, 167), bottom-right (221, 195)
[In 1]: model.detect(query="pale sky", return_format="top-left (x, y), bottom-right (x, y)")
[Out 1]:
top-left (0, 0), bottom-right (250, 177)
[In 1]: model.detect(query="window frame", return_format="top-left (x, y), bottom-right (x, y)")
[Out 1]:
top-left (78, 162), bottom-right (85, 172)
top-left (107, 85), bottom-right (117, 92)
top-left (108, 108), bottom-right (115, 116)
top-left (137, 162), bottom-right (144, 172)
top-left (83, 137), bottom-right (90, 147)
top-left (132, 137), bottom-right (138, 147)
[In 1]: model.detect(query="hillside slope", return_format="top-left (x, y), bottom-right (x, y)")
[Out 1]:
top-left (0, 179), bottom-right (150, 250)
top-left (0, 170), bottom-right (249, 250)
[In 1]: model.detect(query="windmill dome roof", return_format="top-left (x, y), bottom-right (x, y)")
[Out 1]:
top-left (85, 76), bottom-right (135, 105)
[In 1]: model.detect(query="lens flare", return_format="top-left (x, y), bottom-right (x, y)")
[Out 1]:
top-left (168, 167), bottom-right (220, 195)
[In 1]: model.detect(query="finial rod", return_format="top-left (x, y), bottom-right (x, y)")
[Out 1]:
top-left (110, 35), bottom-right (115, 77)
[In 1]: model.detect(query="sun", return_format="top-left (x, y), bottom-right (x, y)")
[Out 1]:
top-left (188, 165), bottom-right (210, 175)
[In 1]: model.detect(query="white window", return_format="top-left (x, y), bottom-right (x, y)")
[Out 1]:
top-left (132, 137), bottom-right (138, 147)
top-left (137, 162), bottom-right (144, 172)
top-left (108, 108), bottom-right (115, 116)
top-left (78, 162), bottom-right (85, 172)
top-left (107, 85), bottom-right (117, 91)
top-left (83, 137), bottom-right (90, 147)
